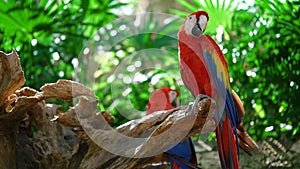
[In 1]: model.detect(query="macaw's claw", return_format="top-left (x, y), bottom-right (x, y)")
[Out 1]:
top-left (195, 94), bottom-right (211, 102)
top-left (191, 94), bottom-right (211, 115)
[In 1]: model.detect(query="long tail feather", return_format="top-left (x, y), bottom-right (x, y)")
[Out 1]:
top-left (232, 89), bottom-right (259, 154)
top-left (216, 89), bottom-right (240, 169)
top-left (237, 124), bottom-right (259, 155)
top-left (216, 113), bottom-right (239, 169)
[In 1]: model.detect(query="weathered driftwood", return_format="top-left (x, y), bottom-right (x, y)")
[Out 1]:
top-left (0, 50), bottom-right (26, 169)
top-left (0, 50), bottom-right (213, 169)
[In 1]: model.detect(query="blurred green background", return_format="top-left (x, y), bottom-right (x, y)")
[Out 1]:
top-left (1, 0), bottom-right (299, 145)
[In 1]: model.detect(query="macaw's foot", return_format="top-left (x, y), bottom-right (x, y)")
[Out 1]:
top-left (195, 94), bottom-right (211, 103)
top-left (191, 94), bottom-right (215, 115)
top-left (191, 94), bottom-right (218, 136)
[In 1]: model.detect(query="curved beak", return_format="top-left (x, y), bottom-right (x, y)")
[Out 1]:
top-left (191, 22), bottom-right (203, 37)
top-left (171, 98), bottom-right (179, 108)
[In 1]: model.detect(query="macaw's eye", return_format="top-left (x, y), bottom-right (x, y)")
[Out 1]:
top-left (169, 91), bottom-right (177, 97)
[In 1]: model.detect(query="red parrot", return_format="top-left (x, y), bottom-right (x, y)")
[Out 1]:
top-left (178, 11), bottom-right (259, 169)
top-left (146, 88), bottom-right (198, 169)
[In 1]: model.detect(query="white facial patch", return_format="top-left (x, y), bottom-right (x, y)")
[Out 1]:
top-left (184, 15), bottom-right (197, 36)
top-left (198, 15), bottom-right (208, 32)
top-left (168, 91), bottom-right (177, 103)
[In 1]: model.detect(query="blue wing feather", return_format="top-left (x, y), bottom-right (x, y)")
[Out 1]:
top-left (225, 89), bottom-right (240, 152)
top-left (202, 43), bottom-right (240, 168)
top-left (167, 138), bottom-right (197, 169)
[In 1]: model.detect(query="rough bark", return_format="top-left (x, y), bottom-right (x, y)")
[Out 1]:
top-left (0, 50), bottom-right (213, 169)
top-left (0, 50), bottom-right (26, 169)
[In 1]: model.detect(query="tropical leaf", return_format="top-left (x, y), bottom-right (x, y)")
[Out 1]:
top-left (173, 0), bottom-right (241, 35)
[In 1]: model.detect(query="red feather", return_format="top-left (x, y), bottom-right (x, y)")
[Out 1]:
top-left (216, 113), bottom-right (239, 168)
top-left (146, 88), bottom-right (179, 115)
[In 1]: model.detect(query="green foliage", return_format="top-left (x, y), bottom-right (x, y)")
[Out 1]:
top-left (1, 0), bottom-right (299, 143)
top-left (0, 0), bottom-right (124, 89)
top-left (230, 0), bottom-right (300, 141)
top-left (173, 0), bottom-right (300, 141)
top-left (77, 13), bottom-right (183, 127)
top-left (171, 0), bottom-right (238, 35)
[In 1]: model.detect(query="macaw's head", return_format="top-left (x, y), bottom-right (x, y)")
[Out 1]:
top-left (146, 88), bottom-right (180, 115)
top-left (183, 10), bottom-right (209, 37)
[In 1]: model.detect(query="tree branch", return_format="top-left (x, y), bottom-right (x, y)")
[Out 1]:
top-left (0, 50), bottom-right (214, 169)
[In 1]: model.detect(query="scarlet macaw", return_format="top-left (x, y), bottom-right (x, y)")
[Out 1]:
top-left (147, 88), bottom-right (197, 169)
top-left (178, 11), bottom-right (259, 169)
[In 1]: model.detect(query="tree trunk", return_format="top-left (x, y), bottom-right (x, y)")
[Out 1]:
top-left (0, 126), bottom-right (17, 169)
top-left (0, 50), bottom-right (26, 169)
